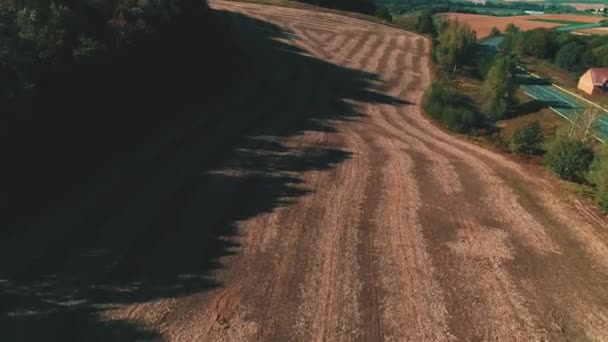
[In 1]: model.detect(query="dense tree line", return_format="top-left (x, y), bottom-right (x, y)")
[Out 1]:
top-left (421, 18), bottom-right (494, 133)
top-left (420, 13), bottom-right (520, 132)
top-left (1, 0), bottom-right (233, 117)
top-left (375, 6), bottom-right (392, 22)
top-left (416, 9), bottom-right (435, 35)
top-left (296, 0), bottom-right (375, 14)
top-left (500, 26), bottom-right (608, 74)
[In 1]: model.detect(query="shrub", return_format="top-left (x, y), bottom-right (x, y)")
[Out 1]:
top-left (416, 9), bottom-right (435, 35)
top-left (589, 144), bottom-right (608, 210)
top-left (489, 26), bottom-right (501, 37)
top-left (423, 81), bottom-right (482, 133)
top-left (375, 6), bottom-right (392, 22)
top-left (481, 55), bottom-right (518, 121)
top-left (544, 137), bottom-right (593, 182)
top-left (442, 106), bottom-right (478, 133)
top-left (508, 121), bottom-right (544, 157)
top-left (476, 54), bottom-right (495, 80)
top-left (296, 0), bottom-right (375, 14)
top-left (434, 20), bottom-right (476, 72)
top-left (554, 41), bottom-right (586, 72)
top-left (521, 28), bottom-right (557, 59)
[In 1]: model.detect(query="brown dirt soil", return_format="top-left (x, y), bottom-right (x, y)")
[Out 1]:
top-left (3, 1), bottom-right (608, 341)
top-left (444, 12), bottom-right (602, 38)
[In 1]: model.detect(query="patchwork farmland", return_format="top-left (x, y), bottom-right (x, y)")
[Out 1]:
top-left (444, 12), bottom-right (604, 38)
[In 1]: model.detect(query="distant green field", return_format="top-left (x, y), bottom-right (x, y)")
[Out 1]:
top-left (529, 18), bottom-right (587, 25)
top-left (468, 8), bottom-right (524, 16)
top-left (556, 23), bottom-right (603, 31)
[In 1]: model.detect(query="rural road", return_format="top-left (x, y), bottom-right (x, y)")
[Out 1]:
top-left (3, 1), bottom-right (608, 341)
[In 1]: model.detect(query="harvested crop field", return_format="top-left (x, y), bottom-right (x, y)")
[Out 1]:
top-left (3, 1), bottom-right (608, 341)
top-left (530, 18), bottom-right (587, 25)
top-left (577, 27), bottom-right (608, 35)
top-left (444, 12), bottom-right (602, 38)
top-left (525, 13), bottom-right (603, 23)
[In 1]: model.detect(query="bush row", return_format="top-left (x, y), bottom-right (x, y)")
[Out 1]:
top-left (423, 82), bottom-right (483, 133)
top-left (506, 119), bottom-right (608, 210)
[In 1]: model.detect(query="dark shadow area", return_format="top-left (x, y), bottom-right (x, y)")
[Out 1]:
top-left (515, 73), bottom-right (552, 86)
top-left (294, 0), bottom-right (375, 14)
top-left (477, 43), bottom-right (499, 57)
top-left (1, 4), bottom-right (241, 234)
top-left (510, 99), bottom-right (549, 118)
top-left (0, 8), bottom-right (404, 341)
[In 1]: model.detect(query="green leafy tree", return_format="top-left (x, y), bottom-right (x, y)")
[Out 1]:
top-left (423, 80), bottom-right (481, 133)
top-left (521, 29), bottom-right (557, 59)
top-left (476, 54), bottom-right (496, 80)
top-left (499, 24), bottom-right (523, 56)
top-left (489, 26), bottom-right (501, 37)
top-left (417, 9), bottom-right (435, 35)
top-left (302, 0), bottom-right (375, 14)
top-left (592, 44), bottom-right (608, 67)
top-left (375, 6), bottom-right (392, 22)
top-left (554, 41), bottom-right (586, 72)
top-left (508, 121), bottom-right (544, 157)
top-left (505, 23), bottom-right (519, 35)
top-left (544, 137), bottom-right (594, 182)
top-left (481, 55), bottom-right (518, 120)
top-left (589, 144), bottom-right (608, 210)
top-left (434, 20), bottom-right (476, 73)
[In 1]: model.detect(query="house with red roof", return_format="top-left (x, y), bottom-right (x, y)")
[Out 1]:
top-left (578, 68), bottom-right (608, 96)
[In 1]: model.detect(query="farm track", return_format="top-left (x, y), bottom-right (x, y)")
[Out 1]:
top-left (3, 1), bottom-right (608, 341)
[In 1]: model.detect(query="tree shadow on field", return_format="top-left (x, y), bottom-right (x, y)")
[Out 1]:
top-left (0, 8), bottom-right (406, 342)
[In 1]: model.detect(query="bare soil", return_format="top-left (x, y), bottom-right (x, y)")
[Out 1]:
top-left (3, 1), bottom-right (608, 341)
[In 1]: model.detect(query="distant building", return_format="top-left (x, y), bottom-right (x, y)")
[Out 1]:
top-left (524, 10), bottom-right (544, 15)
top-left (578, 68), bottom-right (608, 95)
